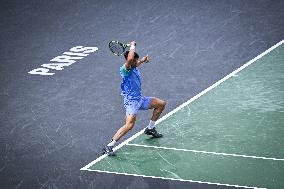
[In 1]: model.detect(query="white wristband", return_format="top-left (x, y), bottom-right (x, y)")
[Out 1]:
top-left (130, 45), bottom-right (135, 51)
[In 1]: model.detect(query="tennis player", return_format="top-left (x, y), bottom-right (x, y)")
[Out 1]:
top-left (103, 41), bottom-right (166, 156)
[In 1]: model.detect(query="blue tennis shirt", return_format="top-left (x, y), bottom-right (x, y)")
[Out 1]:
top-left (120, 64), bottom-right (141, 101)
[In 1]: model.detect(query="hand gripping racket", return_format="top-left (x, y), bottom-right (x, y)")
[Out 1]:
top-left (109, 41), bottom-right (130, 56)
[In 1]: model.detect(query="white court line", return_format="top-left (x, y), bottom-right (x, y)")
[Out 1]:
top-left (81, 40), bottom-right (284, 171)
top-left (84, 169), bottom-right (266, 189)
top-left (127, 143), bottom-right (284, 161)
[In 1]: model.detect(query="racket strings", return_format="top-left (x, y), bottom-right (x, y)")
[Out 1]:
top-left (109, 43), bottom-right (124, 55)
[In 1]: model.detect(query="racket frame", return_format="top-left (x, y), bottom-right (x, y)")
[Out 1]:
top-left (109, 40), bottom-right (130, 56)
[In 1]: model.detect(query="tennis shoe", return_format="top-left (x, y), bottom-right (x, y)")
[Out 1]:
top-left (102, 145), bottom-right (116, 156)
top-left (144, 127), bottom-right (163, 138)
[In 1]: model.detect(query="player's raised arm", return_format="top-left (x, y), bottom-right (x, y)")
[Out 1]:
top-left (136, 55), bottom-right (150, 67)
top-left (125, 41), bottom-right (136, 69)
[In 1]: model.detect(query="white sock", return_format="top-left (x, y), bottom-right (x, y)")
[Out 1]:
top-left (147, 120), bottom-right (155, 129)
top-left (107, 139), bottom-right (116, 147)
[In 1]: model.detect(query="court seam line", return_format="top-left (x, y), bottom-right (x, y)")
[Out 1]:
top-left (84, 169), bottom-right (266, 189)
top-left (126, 143), bottom-right (284, 161)
top-left (80, 39), bottom-right (283, 171)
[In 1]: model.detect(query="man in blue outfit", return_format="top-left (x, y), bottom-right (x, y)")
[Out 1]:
top-left (103, 41), bottom-right (166, 156)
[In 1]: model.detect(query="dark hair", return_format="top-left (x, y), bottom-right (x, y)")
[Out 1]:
top-left (124, 51), bottom-right (139, 60)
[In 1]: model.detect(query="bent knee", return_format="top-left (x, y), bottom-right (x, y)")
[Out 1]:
top-left (160, 100), bottom-right (166, 109)
top-left (150, 98), bottom-right (166, 110)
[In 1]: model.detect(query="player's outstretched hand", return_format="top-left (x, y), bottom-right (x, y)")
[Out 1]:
top-left (141, 55), bottom-right (150, 63)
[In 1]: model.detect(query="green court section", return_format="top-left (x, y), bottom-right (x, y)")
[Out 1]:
top-left (131, 44), bottom-right (284, 159)
top-left (87, 44), bottom-right (284, 188)
top-left (89, 145), bottom-right (284, 189)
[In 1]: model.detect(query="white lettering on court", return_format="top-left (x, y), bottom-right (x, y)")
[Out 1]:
top-left (28, 46), bottom-right (98, 76)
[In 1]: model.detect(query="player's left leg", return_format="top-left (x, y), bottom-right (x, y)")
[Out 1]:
top-left (141, 97), bottom-right (166, 138)
top-left (148, 97), bottom-right (166, 121)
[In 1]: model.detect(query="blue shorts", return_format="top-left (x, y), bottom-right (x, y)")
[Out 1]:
top-left (124, 96), bottom-right (153, 115)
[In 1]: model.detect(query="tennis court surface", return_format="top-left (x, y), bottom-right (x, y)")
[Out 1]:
top-left (81, 41), bottom-right (284, 189)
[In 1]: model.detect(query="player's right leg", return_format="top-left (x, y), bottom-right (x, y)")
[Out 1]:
top-left (102, 114), bottom-right (136, 156)
top-left (113, 114), bottom-right (136, 141)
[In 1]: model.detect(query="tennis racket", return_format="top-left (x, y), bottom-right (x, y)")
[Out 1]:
top-left (109, 40), bottom-right (130, 56)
